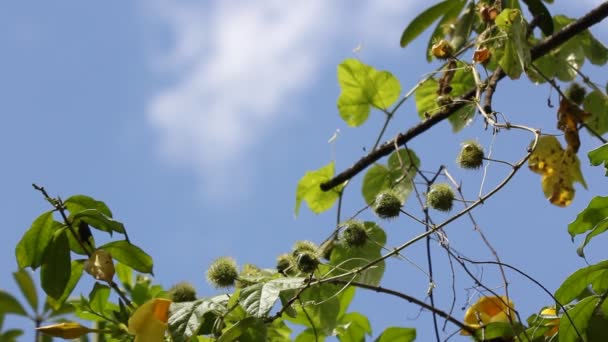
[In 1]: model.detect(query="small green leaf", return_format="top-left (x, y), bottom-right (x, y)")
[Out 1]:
top-left (362, 164), bottom-right (391, 205)
top-left (46, 260), bottom-right (85, 311)
top-left (41, 229), bottom-right (71, 299)
top-left (115, 262), bottom-right (133, 288)
top-left (400, 0), bottom-right (462, 49)
top-left (473, 322), bottom-right (524, 340)
top-left (555, 260), bottom-right (608, 304)
top-left (240, 278), bottom-right (306, 318)
top-left (375, 327), bottom-right (416, 342)
top-left (12, 269), bottom-right (38, 313)
top-left (495, 9), bottom-right (531, 79)
top-left (65, 195), bottom-right (113, 218)
top-left (577, 219), bottom-right (608, 258)
top-left (286, 284), bottom-right (341, 336)
top-left (295, 329), bottom-right (326, 342)
top-left (568, 196), bottom-right (608, 238)
top-left (0, 290), bottom-right (28, 317)
top-left (295, 162), bottom-right (342, 215)
top-left (336, 59), bottom-right (401, 127)
top-left (218, 317), bottom-right (266, 342)
top-left (72, 209), bottom-right (125, 235)
top-left (582, 32), bottom-right (608, 65)
top-left (0, 329), bottom-right (24, 342)
top-left (335, 312), bottom-right (371, 342)
top-left (329, 222), bottom-right (386, 286)
top-left (583, 91), bottom-right (608, 136)
top-left (588, 143), bottom-right (608, 176)
top-left (522, 0), bottom-right (553, 36)
top-left (559, 296), bottom-right (599, 342)
top-left (168, 296), bottom-right (229, 342)
top-left (89, 283), bottom-right (111, 313)
top-left (15, 211), bottom-right (61, 269)
top-left (337, 286), bottom-right (356, 318)
top-left (98, 240), bottom-right (154, 275)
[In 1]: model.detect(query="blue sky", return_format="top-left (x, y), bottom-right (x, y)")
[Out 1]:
top-left (1, 1), bottom-right (607, 341)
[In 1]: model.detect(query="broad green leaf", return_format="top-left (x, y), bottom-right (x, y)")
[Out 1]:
top-left (88, 283), bottom-right (111, 313)
top-left (12, 269), bottom-right (37, 313)
top-left (587, 315), bottom-right (608, 341)
top-left (577, 219), bottom-right (608, 258)
top-left (568, 196), bottom-right (608, 238)
top-left (267, 319), bottom-right (291, 342)
top-left (473, 322), bottom-right (524, 340)
top-left (362, 164), bottom-right (390, 205)
top-left (15, 211), bottom-right (61, 269)
top-left (286, 284), bottom-right (341, 336)
top-left (46, 260), bottom-right (84, 311)
top-left (98, 240), bottom-right (153, 275)
top-left (329, 222), bottom-right (386, 286)
top-left (583, 91), bottom-right (608, 136)
top-left (73, 209), bottom-right (125, 235)
top-left (555, 260), bottom-right (608, 304)
top-left (295, 329), bottom-right (326, 342)
top-left (375, 327), bottom-right (416, 342)
top-left (0, 290), bottom-right (28, 317)
top-left (168, 295), bottom-right (229, 342)
top-left (528, 136), bottom-right (586, 207)
top-left (65, 195), bottom-right (113, 218)
top-left (588, 143), bottom-right (608, 176)
top-left (522, 0), bottom-right (553, 36)
top-left (218, 317), bottom-right (264, 342)
top-left (559, 296), bottom-right (598, 342)
top-left (41, 229), bottom-right (71, 299)
top-left (115, 262), bottom-right (133, 288)
top-left (581, 29), bottom-right (608, 65)
top-left (495, 9), bottom-right (530, 79)
top-left (240, 278), bottom-right (306, 318)
top-left (336, 59), bottom-right (401, 127)
top-left (400, 0), bottom-right (462, 49)
top-left (295, 162), bottom-right (342, 215)
top-left (449, 1), bottom-right (475, 52)
top-left (362, 149), bottom-right (420, 205)
top-left (425, 0), bottom-right (467, 61)
top-left (335, 312), bottom-right (371, 342)
top-left (336, 286), bottom-right (356, 319)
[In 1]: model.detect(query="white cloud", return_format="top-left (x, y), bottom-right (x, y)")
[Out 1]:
top-left (145, 0), bottom-right (419, 196)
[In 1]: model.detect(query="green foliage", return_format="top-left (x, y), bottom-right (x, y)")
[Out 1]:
top-left (336, 59), bottom-right (401, 127)
top-left (239, 278), bottom-right (306, 317)
top-left (495, 9), bottom-right (531, 79)
top-left (399, 0), bottom-right (464, 49)
top-left (588, 143), bottom-right (608, 175)
top-left (168, 295), bottom-right (229, 341)
top-left (41, 229), bottom-right (71, 299)
top-left (584, 91), bottom-right (608, 136)
top-left (559, 296), bottom-right (598, 342)
top-left (295, 161), bottom-right (343, 215)
top-left (99, 240), bottom-right (153, 275)
top-left (375, 326), bottom-right (416, 342)
top-left (362, 149), bottom-right (419, 205)
top-left (568, 196), bottom-right (608, 256)
top-left (555, 260), bottom-right (608, 305)
top-left (15, 211), bottom-right (61, 269)
top-left (12, 269), bottom-right (38, 313)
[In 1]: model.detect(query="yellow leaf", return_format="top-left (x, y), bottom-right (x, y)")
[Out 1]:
top-left (528, 136), bottom-right (587, 207)
top-left (461, 296), bottom-right (515, 335)
top-left (37, 322), bottom-right (102, 339)
top-left (128, 298), bottom-right (172, 342)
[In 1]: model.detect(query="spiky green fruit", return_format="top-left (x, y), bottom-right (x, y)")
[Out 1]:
top-left (341, 221), bottom-right (368, 248)
top-left (566, 83), bottom-right (586, 105)
top-left (373, 191), bottom-right (402, 219)
top-left (426, 183), bottom-right (455, 212)
top-left (457, 141), bottom-right (484, 169)
top-left (169, 282), bottom-right (197, 302)
top-left (206, 257), bottom-right (238, 288)
top-left (296, 252), bottom-right (319, 274)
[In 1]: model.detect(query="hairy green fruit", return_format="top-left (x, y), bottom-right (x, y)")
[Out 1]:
top-left (373, 192), bottom-right (402, 219)
top-left (426, 183), bottom-right (455, 212)
top-left (276, 253), bottom-right (295, 275)
top-left (341, 221), bottom-right (368, 248)
top-left (168, 282), bottom-right (197, 302)
top-left (296, 252), bottom-right (319, 274)
top-left (292, 240), bottom-right (318, 258)
top-left (206, 256), bottom-right (238, 288)
top-left (566, 83), bottom-right (586, 105)
top-left (457, 141), bottom-right (484, 169)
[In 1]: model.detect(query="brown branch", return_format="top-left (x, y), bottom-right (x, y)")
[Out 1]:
top-left (320, 1), bottom-right (608, 192)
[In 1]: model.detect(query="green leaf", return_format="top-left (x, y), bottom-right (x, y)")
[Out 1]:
top-left (495, 9), bottom-right (530, 79)
top-left (335, 312), bottom-right (371, 342)
top-left (286, 284), bottom-right (342, 336)
top-left (577, 219), bottom-right (608, 258)
top-left (425, 0), bottom-right (467, 61)
top-left (41, 229), bottom-right (71, 299)
top-left (588, 143), bottom-right (608, 176)
top-left (12, 269), bottom-right (37, 313)
top-left (555, 260), bottom-right (608, 304)
top-left (115, 262), bottom-right (133, 288)
top-left (522, 0), bottom-right (553, 36)
top-left (295, 329), bottom-right (326, 342)
top-left (15, 211), bottom-right (61, 269)
top-left (375, 327), bottom-right (416, 342)
top-left (473, 322), bottom-right (524, 340)
top-left (267, 319), bottom-right (291, 342)
top-left (89, 283), bottom-right (111, 313)
top-left (0, 290), bottom-right (28, 317)
top-left (449, 1), bottom-right (475, 52)
top-left (336, 59), bottom-right (401, 127)
top-left (0, 329), bottom-right (24, 342)
top-left (72, 209), bottom-right (125, 235)
top-left (362, 149), bottom-right (420, 205)
top-left (336, 286), bottom-right (356, 319)
top-left (362, 164), bottom-right (391, 205)
top-left (582, 31), bottom-right (608, 65)
top-left (65, 195), bottom-right (113, 217)
top-left (400, 0), bottom-right (462, 49)
top-left (559, 296), bottom-right (598, 342)
top-left (295, 162), bottom-right (342, 215)
top-left (584, 91), bottom-right (608, 136)
top-left (46, 260), bottom-right (84, 311)
top-left (240, 278), bottom-right (306, 318)
top-left (98, 240), bottom-right (153, 275)
top-left (329, 222), bottom-right (386, 286)
top-left (568, 196), bottom-right (608, 238)
top-left (219, 317), bottom-right (267, 342)
top-left (168, 296), bottom-right (229, 342)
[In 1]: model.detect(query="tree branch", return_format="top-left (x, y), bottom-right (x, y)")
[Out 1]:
top-left (320, 2), bottom-right (608, 192)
